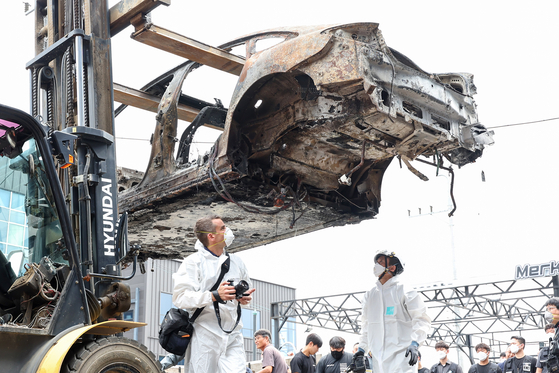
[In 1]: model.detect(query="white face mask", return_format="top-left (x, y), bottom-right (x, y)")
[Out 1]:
top-left (224, 227), bottom-right (235, 247)
top-left (477, 352), bottom-right (488, 361)
top-left (373, 263), bottom-right (386, 277)
top-left (437, 350), bottom-right (447, 360)
top-left (545, 310), bottom-right (559, 324)
top-left (509, 344), bottom-right (519, 354)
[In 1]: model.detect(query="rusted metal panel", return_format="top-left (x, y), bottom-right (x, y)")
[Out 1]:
top-left (123, 184), bottom-right (360, 260)
top-left (119, 164), bottom-right (237, 214)
top-left (130, 21), bottom-right (245, 75)
top-left (109, 0), bottom-right (170, 37)
top-left (139, 62), bottom-right (197, 186)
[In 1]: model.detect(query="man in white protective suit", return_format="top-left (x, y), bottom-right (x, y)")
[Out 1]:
top-left (353, 250), bottom-right (431, 373)
top-left (168, 215), bottom-right (255, 373)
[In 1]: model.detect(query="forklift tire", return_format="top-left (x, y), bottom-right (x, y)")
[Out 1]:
top-left (62, 336), bottom-right (161, 373)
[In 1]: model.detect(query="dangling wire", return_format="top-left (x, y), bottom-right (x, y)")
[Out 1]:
top-left (415, 157), bottom-right (457, 217)
top-left (207, 140), bottom-right (302, 217)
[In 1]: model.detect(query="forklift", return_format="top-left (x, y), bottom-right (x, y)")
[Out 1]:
top-left (0, 0), bottom-right (166, 371)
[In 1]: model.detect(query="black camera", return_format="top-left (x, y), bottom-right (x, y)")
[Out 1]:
top-left (548, 335), bottom-right (559, 373)
top-left (228, 279), bottom-right (249, 299)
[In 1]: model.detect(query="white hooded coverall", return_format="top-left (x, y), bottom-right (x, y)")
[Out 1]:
top-left (172, 240), bottom-right (251, 373)
top-left (358, 276), bottom-right (431, 373)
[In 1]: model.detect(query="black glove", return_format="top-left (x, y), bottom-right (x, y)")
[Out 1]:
top-left (349, 349), bottom-right (367, 373)
top-left (405, 342), bottom-right (419, 366)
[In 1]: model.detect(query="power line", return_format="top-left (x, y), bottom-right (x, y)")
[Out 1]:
top-left (116, 116), bottom-right (559, 140)
top-left (486, 116), bottom-right (559, 129)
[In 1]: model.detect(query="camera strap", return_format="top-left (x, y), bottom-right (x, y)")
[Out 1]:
top-left (212, 252), bottom-right (243, 334)
top-left (189, 252), bottom-right (231, 324)
top-left (214, 299), bottom-right (242, 334)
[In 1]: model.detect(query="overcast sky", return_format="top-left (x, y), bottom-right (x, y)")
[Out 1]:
top-left (1, 0), bottom-right (557, 366)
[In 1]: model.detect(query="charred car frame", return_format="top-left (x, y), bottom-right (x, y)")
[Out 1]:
top-left (118, 22), bottom-right (494, 258)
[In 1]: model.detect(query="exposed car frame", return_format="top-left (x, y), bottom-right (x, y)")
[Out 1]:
top-left (118, 22), bottom-right (494, 259)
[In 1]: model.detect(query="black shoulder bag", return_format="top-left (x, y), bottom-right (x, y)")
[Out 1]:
top-left (159, 253), bottom-right (233, 355)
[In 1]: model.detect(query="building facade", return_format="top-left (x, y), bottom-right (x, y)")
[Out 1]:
top-left (122, 258), bottom-right (297, 362)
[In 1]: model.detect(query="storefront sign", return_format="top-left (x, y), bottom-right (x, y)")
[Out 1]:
top-left (515, 260), bottom-right (559, 280)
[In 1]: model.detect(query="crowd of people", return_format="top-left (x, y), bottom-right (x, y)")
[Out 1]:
top-left (160, 215), bottom-right (559, 373)
top-left (286, 332), bottom-right (554, 373)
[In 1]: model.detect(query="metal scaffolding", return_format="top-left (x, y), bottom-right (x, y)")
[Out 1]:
top-left (271, 276), bottom-right (557, 362)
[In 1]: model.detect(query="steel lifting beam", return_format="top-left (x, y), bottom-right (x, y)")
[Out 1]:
top-left (130, 19), bottom-right (245, 76)
top-left (113, 83), bottom-right (203, 123)
top-left (109, 0), bottom-right (171, 37)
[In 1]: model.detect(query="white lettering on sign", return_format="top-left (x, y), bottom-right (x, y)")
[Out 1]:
top-left (101, 177), bottom-right (115, 256)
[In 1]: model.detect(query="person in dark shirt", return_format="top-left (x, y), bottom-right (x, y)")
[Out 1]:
top-left (499, 352), bottom-right (508, 370)
top-left (502, 336), bottom-right (537, 373)
top-left (290, 333), bottom-right (322, 373)
top-left (536, 324), bottom-right (556, 373)
top-left (499, 348), bottom-right (513, 371)
top-left (542, 298), bottom-right (559, 373)
top-left (316, 336), bottom-right (353, 373)
top-left (430, 341), bottom-right (463, 373)
top-left (467, 343), bottom-right (502, 373)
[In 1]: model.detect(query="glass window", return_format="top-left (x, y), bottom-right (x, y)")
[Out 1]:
top-left (241, 308), bottom-right (260, 339)
top-left (0, 207), bottom-right (9, 221)
top-left (160, 292), bottom-right (175, 324)
top-left (7, 245), bottom-right (22, 257)
top-left (11, 193), bottom-right (25, 211)
top-left (277, 317), bottom-right (297, 356)
top-left (7, 224), bottom-right (24, 246)
top-left (0, 139), bottom-right (64, 267)
top-left (0, 221), bottom-right (7, 244)
top-left (23, 226), bottom-right (28, 248)
top-left (10, 211), bottom-right (25, 225)
top-left (0, 189), bottom-right (10, 208)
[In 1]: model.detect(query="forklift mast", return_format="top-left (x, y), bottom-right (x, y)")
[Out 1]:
top-left (30, 0), bottom-right (121, 296)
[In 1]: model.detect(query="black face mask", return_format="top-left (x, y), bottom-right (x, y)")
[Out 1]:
top-left (331, 350), bottom-right (344, 360)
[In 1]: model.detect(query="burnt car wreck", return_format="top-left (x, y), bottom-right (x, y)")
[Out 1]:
top-left (117, 22), bottom-right (494, 259)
